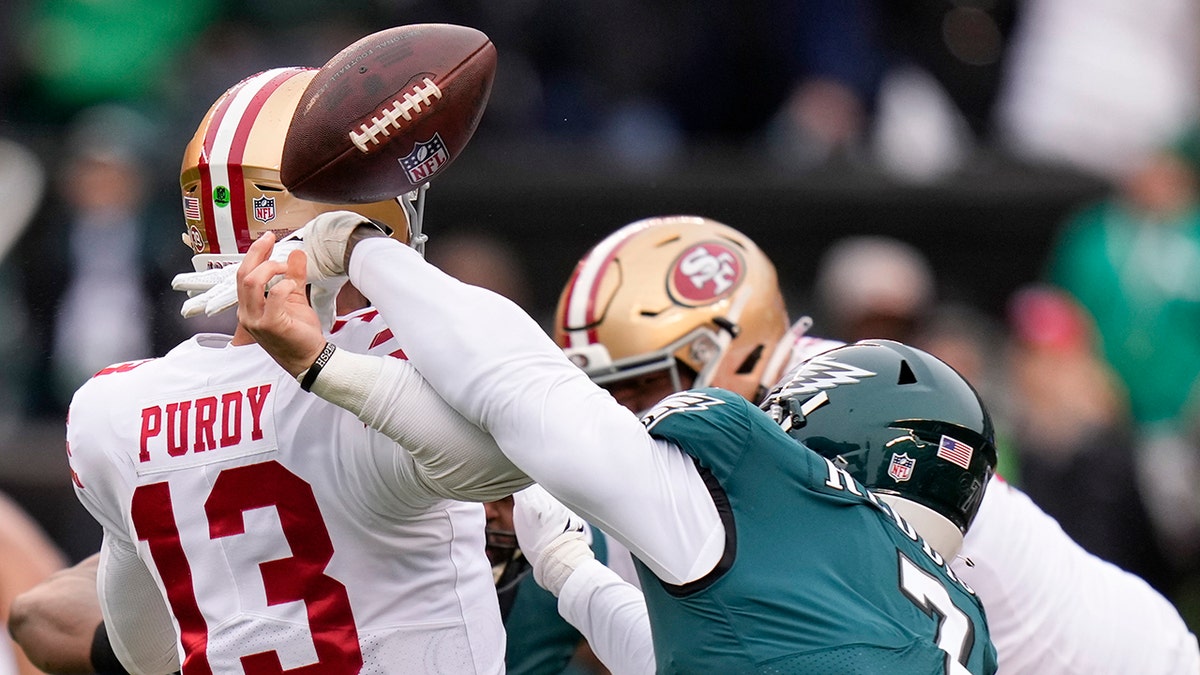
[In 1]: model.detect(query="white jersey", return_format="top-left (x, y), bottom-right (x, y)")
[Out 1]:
top-left (67, 307), bottom-right (504, 675)
top-left (957, 477), bottom-right (1200, 674)
top-left (773, 323), bottom-right (1200, 674)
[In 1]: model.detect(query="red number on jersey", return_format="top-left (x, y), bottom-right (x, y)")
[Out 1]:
top-left (93, 359), bottom-right (155, 377)
top-left (131, 461), bottom-right (363, 674)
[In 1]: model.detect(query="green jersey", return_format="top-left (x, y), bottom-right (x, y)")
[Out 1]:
top-left (638, 388), bottom-right (997, 674)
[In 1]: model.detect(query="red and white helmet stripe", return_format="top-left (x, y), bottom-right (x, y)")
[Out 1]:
top-left (559, 219), bottom-right (657, 349)
top-left (198, 68), bottom-right (302, 255)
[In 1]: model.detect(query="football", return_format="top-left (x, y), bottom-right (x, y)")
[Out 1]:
top-left (281, 23), bottom-right (496, 203)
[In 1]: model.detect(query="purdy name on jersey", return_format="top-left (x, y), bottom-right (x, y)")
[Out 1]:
top-left (137, 383), bottom-right (273, 469)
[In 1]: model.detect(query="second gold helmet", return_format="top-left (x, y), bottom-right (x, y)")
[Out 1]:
top-left (554, 216), bottom-right (789, 401)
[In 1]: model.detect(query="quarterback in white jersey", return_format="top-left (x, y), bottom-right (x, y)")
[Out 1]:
top-left (68, 312), bottom-right (506, 674)
top-left (62, 65), bottom-right (528, 674)
top-left (550, 216), bottom-right (1200, 674)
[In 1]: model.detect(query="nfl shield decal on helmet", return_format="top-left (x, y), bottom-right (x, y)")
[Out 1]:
top-left (401, 133), bottom-right (450, 184)
top-left (253, 195), bottom-right (276, 223)
top-left (668, 241), bottom-right (744, 306)
top-left (888, 452), bottom-right (915, 482)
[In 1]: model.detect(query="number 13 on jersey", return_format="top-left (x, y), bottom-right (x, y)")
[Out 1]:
top-left (131, 460), bottom-right (363, 674)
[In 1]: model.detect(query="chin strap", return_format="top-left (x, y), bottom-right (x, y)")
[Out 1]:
top-left (694, 285), bottom-right (753, 388)
top-left (400, 183), bottom-right (430, 257)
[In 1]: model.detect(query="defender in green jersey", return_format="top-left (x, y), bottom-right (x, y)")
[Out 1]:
top-left (637, 381), bottom-right (995, 673)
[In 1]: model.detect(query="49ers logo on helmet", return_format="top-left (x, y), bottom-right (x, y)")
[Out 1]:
top-left (668, 242), bottom-right (743, 306)
top-left (188, 225), bottom-right (205, 254)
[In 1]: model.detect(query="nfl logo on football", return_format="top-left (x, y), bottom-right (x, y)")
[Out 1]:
top-left (401, 134), bottom-right (450, 183)
top-left (888, 453), bottom-right (915, 482)
top-left (253, 195), bottom-right (276, 223)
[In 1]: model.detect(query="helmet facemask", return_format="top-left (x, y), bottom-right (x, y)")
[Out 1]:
top-left (570, 322), bottom-right (731, 390)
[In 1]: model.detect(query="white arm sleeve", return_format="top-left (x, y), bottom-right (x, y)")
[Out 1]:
top-left (557, 558), bottom-right (655, 675)
top-left (311, 346), bottom-right (533, 501)
top-left (344, 238), bottom-right (724, 584)
top-left (96, 532), bottom-right (180, 675)
top-left (955, 476), bottom-right (1200, 674)
top-left (602, 536), bottom-right (643, 589)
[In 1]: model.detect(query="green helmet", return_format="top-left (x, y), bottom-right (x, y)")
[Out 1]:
top-left (761, 339), bottom-right (997, 534)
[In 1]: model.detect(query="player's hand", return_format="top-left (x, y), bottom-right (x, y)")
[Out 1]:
top-left (171, 238), bottom-right (306, 319)
top-left (237, 232), bottom-right (326, 378)
top-left (512, 484), bottom-right (595, 597)
top-left (280, 210), bottom-right (389, 280)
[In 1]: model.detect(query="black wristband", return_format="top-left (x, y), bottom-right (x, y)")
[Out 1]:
top-left (299, 342), bottom-right (337, 392)
top-left (91, 622), bottom-right (131, 675)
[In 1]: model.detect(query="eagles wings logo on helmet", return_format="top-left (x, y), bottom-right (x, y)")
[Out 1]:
top-left (771, 355), bottom-right (878, 397)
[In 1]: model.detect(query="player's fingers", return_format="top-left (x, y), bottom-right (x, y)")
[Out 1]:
top-left (239, 249), bottom-right (290, 312)
top-left (237, 238), bottom-right (288, 325)
top-left (265, 277), bottom-right (301, 307)
top-left (238, 265), bottom-right (280, 321)
top-left (238, 233), bottom-right (275, 314)
top-left (239, 231), bottom-right (276, 282)
top-left (286, 249), bottom-right (308, 289)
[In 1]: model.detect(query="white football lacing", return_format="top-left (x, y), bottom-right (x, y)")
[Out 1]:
top-left (348, 77), bottom-right (443, 152)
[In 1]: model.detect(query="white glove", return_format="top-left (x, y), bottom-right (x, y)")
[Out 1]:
top-left (172, 264), bottom-right (242, 319)
top-left (171, 237), bottom-right (346, 329)
top-left (513, 484), bottom-right (595, 597)
top-left (171, 237), bottom-right (304, 319)
top-left (280, 210), bottom-right (387, 281)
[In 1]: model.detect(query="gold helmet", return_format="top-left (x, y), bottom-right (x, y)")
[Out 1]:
top-left (554, 216), bottom-right (789, 401)
top-left (179, 67), bottom-right (423, 272)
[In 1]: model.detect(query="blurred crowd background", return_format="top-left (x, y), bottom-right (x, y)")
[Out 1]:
top-left (2, 0), bottom-right (1200, 642)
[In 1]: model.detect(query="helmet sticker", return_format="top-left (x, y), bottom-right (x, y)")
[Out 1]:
top-left (183, 196), bottom-right (201, 221)
top-left (774, 355), bottom-right (878, 397)
top-left (213, 185), bottom-right (231, 208)
top-left (641, 391), bottom-right (726, 431)
top-left (668, 242), bottom-right (743, 306)
top-left (936, 435), bottom-right (974, 469)
top-left (887, 453), bottom-right (915, 482)
top-left (188, 225), bottom-right (205, 253)
top-left (253, 195), bottom-right (276, 223)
